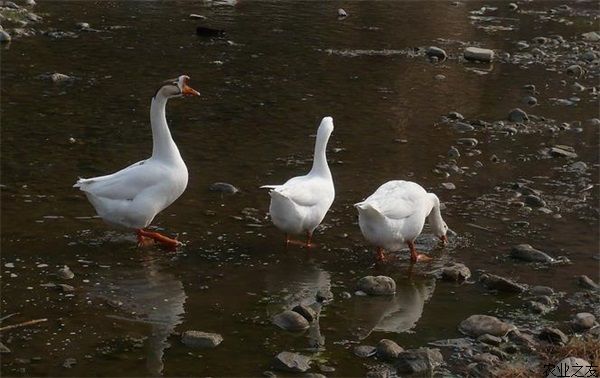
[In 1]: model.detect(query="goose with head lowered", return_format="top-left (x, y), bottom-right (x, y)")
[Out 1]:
top-left (261, 117), bottom-right (335, 248)
top-left (74, 75), bottom-right (200, 249)
top-left (355, 180), bottom-right (448, 263)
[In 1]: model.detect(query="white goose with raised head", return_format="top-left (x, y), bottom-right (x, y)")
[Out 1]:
top-left (261, 116), bottom-right (336, 247)
top-left (355, 180), bottom-right (448, 263)
top-left (74, 75), bottom-right (200, 248)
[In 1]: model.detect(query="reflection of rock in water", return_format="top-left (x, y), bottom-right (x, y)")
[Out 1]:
top-left (351, 278), bottom-right (436, 340)
top-left (90, 256), bottom-right (186, 376)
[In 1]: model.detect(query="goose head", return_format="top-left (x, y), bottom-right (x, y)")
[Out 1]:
top-left (317, 116), bottom-right (334, 138)
top-left (428, 193), bottom-right (449, 244)
top-left (154, 75), bottom-right (200, 99)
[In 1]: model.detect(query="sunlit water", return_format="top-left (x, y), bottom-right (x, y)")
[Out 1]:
top-left (1, 1), bottom-right (598, 376)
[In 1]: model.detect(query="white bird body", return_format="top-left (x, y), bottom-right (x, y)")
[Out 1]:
top-left (355, 180), bottom-right (447, 260)
top-left (74, 76), bottom-right (199, 237)
top-left (262, 117), bottom-right (335, 241)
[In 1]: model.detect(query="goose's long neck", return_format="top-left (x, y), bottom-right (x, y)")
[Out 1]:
top-left (427, 194), bottom-right (444, 227)
top-left (150, 95), bottom-right (180, 161)
top-left (309, 130), bottom-right (331, 177)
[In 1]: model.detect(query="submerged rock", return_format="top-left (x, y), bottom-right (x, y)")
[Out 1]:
top-left (57, 265), bottom-right (74, 280)
top-left (356, 276), bottom-right (396, 296)
top-left (273, 310), bottom-right (310, 331)
top-left (548, 145), bottom-right (577, 159)
top-left (395, 348), bottom-right (444, 374)
top-left (441, 263), bottom-right (471, 282)
top-left (181, 331), bottom-right (223, 348)
top-left (0, 30), bottom-right (11, 43)
top-left (464, 47), bottom-right (494, 62)
top-left (508, 108), bottom-right (528, 123)
top-left (208, 182), bottom-right (239, 194)
top-left (459, 315), bottom-right (516, 337)
top-left (426, 46), bottom-right (447, 61)
top-left (480, 273), bottom-right (526, 293)
top-left (292, 304), bottom-right (316, 323)
top-left (376, 339), bottom-right (403, 361)
top-left (353, 345), bottom-right (376, 358)
top-left (577, 275), bottom-right (599, 290)
top-left (272, 351), bottom-right (311, 373)
top-left (510, 244), bottom-right (555, 263)
top-left (531, 286), bottom-right (554, 296)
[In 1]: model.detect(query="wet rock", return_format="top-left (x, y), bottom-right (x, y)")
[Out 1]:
top-left (531, 286), bottom-right (554, 296)
top-left (548, 145), bottom-right (577, 158)
top-left (453, 122), bottom-right (474, 132)
top-left (473, 352), bottom-right (500, 365)
top-left (538, 327), bottom-right (568, 345)
top-left (568, 161), bottom-right (587, 173)
top-left (49, 73), bottom-right (74, 83)
top-left (532, 36), bottom-right (549, 45)
top-left (394, 348), bottom-right (444, 375)
top-left (0, 342), bottom-right (11, 354)
top-left (26, 12), bottom-right (41, 22)
top-left (272, 310), bottom-right (310, 331)
top-left (316, 287), bottom-right (333, 303)
top-left (58, 283), bottom-right (75, 293)
top-left (527, 300), bottom-right (551, 314)
top-left (292, 304), bottom-right (316, 323)
top-left (337, 8), bottom-right (347, 18)
top-left (353, 345), bottom-right (376, 358)
top-left (376, 339), bottom-right (403, 361)
top-left (426, 46), bottom-right (447, 61)
top-left (582, 31), bottom-right (600, 42)
top-left (319, 364), bottom-right (335, 373)
top-left (272, 351), bottom-right (311, 373)
top-left (480, 273), bottom-right (526, 293)
top-left (189, 14), bottom-right (207, 20)
top-left (448, 146), bottom-right (460, 159)
top-left (434, 74), bottom-right (446, 80)
top-left (181, 331), bottom-right (223, 348)
top-left (25, 0), bottom-right (36, 6)
top-left (356, 276), bottom-right (396, 296)
top-left (457, 138), bottom-right (478, 147)
top-left (523, 195), bottom-right (546, 208)
top-left (4, 1), bottom-right (19, 9)
top-left (62, 358), bottom-right (77, 368)
top-left (534, 295), bottom-right (555, 307)
top-left (459, 315), bottom-right (516, 337)
top-left (507, 329), bottom-right (538, 352)
top-left (523, 84), bottom-right (536, 93)
top-left (477, 334), bottom-right (502, 346)
top-left (508, 108), bottom-right (528, 123)
top-left (464, 47), bottom-right (494, 62)
top-left (441, 182), bottom-right (456, 190)
top-left (581, 50), bottom-right (597, 62)
top-left (0, 30), bottom-right (11, 43)
top-left (571, 82), bottom-right (586, 92)
top-left (577, 275), bottom-right (599, 290)
top-left (511, 244), bottom-right (555, 263)
top-left (340, 291), bottom-right (351, 299)
top-left (566, 64), bottom-right (584, 77)
top-left (571, 312), bottom-right (596, 331)
top-left (448, 111), bottom-right (464, 120)
top-left (522, 96), bottom-right (537, 106)
top-left (547, 357), bottom-right (591, 378)
top-left (586, 118), bottom-right (600, 127)
top-left (441, 263), bottom-right (471, 282)
top-left (57, 265), bottom-right (74, 280)
top-left (508, 2), bottom-right (517, 10)
top-left (208, 182), bottom-right (239, 194)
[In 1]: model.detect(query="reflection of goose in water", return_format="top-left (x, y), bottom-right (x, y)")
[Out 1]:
top-left (90, 256), bottom-right (186, 375)
top-left (350, 278), bottom-right (436, 340)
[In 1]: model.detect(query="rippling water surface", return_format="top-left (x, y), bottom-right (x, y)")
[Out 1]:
top-left (1, 1), bottom-right (598, 376)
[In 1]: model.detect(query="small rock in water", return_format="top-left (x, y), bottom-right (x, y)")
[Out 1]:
top-left (376, 339), bottom-right (404, 361)
top-left (547, 358), bottom-right (591, 378)
top-left (181, 331), bottom-right (223, 348)
top-left (508, 2), bottom-right (518, 10)
top-left (581, 50), bottom-right (597, 62)
top-left (0, 30), bottom-right (11, 43)
top-left (75, 22), bottom-right (90, 29)
top-left (524, 195), bottom-right (546, 208)
top-left (457, 138), bottom-right (478, 147)
top-left (441, 182), bottom-right (456, 190)
top-left (395, 348), bottom-right (444, 375)
top-left (0, 342), bottom-right (11, 354)
top-left (425, 46), bottom-right (447, 61)
top-left (58, 283), bottom-right (75, 293)
top-left (585, 118), bottom-right (600, 127)
top-left (582, 31), bottom-right (600, 42)
top-left (538, 327), bottom-right (568, 345)
top-left (548, 145), bottom-right (577, 159)
top-left (571, 82), bottom-right (586, 92)
top-left (571, 313), bottom-right (596, 331)
top-left (577, 275), bottom-right (599, 290)
top-left (447, 111), bottom-right (464, 120)
top-left (57, 265), bottom-right (74, 280)
top-left (337, 8), bottom-right (347, 18)
top-left (434, 74), bottom-right (446, 80)
top-left (292, 304), bottom-right (316, 323)
top-left (353, 345), bottom-right (376, 358)
top-left (50, 73), bottom-right (74, 83)
top-left (316, 287), bottom-right (333, 303)
top-left (209, 182), bottom-right (239, 194)
top-left (459, 315), bottom-right (516, 337)
top-left (464, 47), bottom-right (494, 62)
top-left (189, 14), bottom-right (207, 20)
top-left (510, 244), bottom-right (555, 263)
top-left (566, 64), bottom-right (584, 77)
top-left (531, 286), bottom-right (554, 296)
top-left (272, 310), bottom-right (310, 331)
top-left (508, 108), bottom-right (528, 123)
top-left (527, 300), bottom-right (551, 314)
top-left (448, 146), bottom-right (460, 159)
top-left (62, 358), bottom-right (77, 368)
top-left (4, 1), bottom-right (19, 9)
top-left (568, 161), bottom-right (587, 173)
top-left (273, 351), bottom-right (311, 373)
top-left (522, 96), bottom-right (537, 106)
top-left (480, 273), bottom-right (526, 293)
top-left (441, 263), bottom-right (471, 282)
top-left (25, 0), bottom-right (37, 6)
top-left (477, 334), bottom-right (502, 346)
top-left (356, 275), bottom-right (396, 296)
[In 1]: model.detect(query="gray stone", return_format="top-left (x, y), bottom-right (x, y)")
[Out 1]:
top-left (522, 96), bottom-right (537, 106)
top-left (441, 182), bottom-right (456, 190)
top-left (477, 334), bottom-right (502, 346)
top-left (26, 12), bottom-right (41, 22)
top-left (356, 276), bottom-right (395, 296)
top-left (337, 8), bottom-right (347, 18)
top-left (292, 304), bottom-right (316, 323)
top-left (353, 345), bottom-right (376, 358)
top-left (0, 30), bottom-right (11, 43)
top-left (57, 265), bottom-right (74, 280)
top-left (5, 1), bottom-right (19, 9)
top-left (50, 73), bottom-right (73, 83)
top-left (527, 301), bottom-right (551, 314)
top-left (507, 330), bottom-right (538, 352)
top-left (181, 331), bottom-right (223, 348)
top-left (538, 327), bottom-right (568, 345)
top-left (586, 118), bottom-right (600, 127)
top-left (548, 145), bottom-right (577, 158)
top-left (426, 46), bottom-right (447, 61)
top-left (582, 31), bottom-right (600, 42)
top-left (273, 310), bottom-right (310, 331)
top-left (566, 65), bottom-right (584, 77)
top-left (376, 339), bottom-right (403, 361)
top-left (577, 275), bottom-right (599, 290)
top-left (534, 295), bottom-right (555, 307)
top-left (0, 342), bottom-right (10, 354)
top-left (524, 195), bottom-right (546, 208)
top-left (547, 357), bottom-right (591, 378)
top-left (457, 138), bottom-right (478, 147)
top-left (441, 263), bottom-right (471, 282)
top-left (480, 273), bottom-right (526, 293)
top-left (581, 50), bottom-right (597, 62)
top-left (464, 47), bottom-right (494, 62)
top-left (531, 286), bottom-right (554, 296)
top-left (189, 14), bottom-right (207, 20)
top-left (209, 182), bottom-right (239, 194)
top-left (394, 348), bottom-right (444, 374)
top-left (571, 312), bottom-right (596, 331)
top-left (448, 111), bottom-right (464, 120)
top-left (25, 0), bottom-right (36, 6)
top-left (459, 315), bottom-right (516, 337)
top-left (75, 22), bottom-right (90, 29)
top-left (571, 82), bottom-right (586, 92)
top-left (448, 146), bottom-right (460, 159)
top-left (58, 283), bottom-right (75, 293)
top-left (568, 161), bottom-right (587, 173)
top-left (340, 291), bottom-right (351, 299)
top-left (508, 108), bottom-right (528, 123)
top-left (511, 244), bottom-right (555, 263)
top-left (434, 74), bottom-right (446, 80)
top-left (273, 351), bottom-right (311, 373)
top-left (473, 352), bottom-right (500, 365)
top-left (318, 364), bottom-right (335, 373)
top-left (508, 2), bottom-right (518, 10)
top-left (453, 122), bottom-right (474, 132)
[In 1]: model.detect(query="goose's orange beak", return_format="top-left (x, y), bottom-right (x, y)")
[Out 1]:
top-left (182, 84), bottom-right (200, 97)
top-left (439, 235), bottom-right (448, 245)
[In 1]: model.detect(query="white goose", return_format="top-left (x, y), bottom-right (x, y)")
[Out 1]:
top-left (261, 116), bottom-right (335, 247)
top-left (74, 75), bottom-right (200, 248)
top-left (355, 180), bottom-right (448, 263)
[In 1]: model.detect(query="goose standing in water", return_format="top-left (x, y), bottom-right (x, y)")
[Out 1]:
top-left (74, 75), bottom-right (200, 249)
top-left (355, 180), bottom-right (448, 262)
top-left (261, 117), bottom-right (335, 248)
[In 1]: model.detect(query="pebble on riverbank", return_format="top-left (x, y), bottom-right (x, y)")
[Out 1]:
top-left (464, 47), bottom-right (494, 62)
top-left (510, 244), bottom-right (555, 263)
top-left (272, 310), bottom-right (310, 331)
top-left (272, 351), bottom-right (311, 373)
top-left (356, 275), bottom-right (396, 296)
top-left (181, 331), bottom-right (223, 348)
top-left (479, 273), bottom-right (527, 293)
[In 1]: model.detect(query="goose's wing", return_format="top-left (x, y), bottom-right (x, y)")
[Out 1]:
top-left (362, 181), bottom-right (427, 220)
top-left (263, 176), bottom-right (324, 207)
top-left (74, 160), bottom-right (166, 201)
